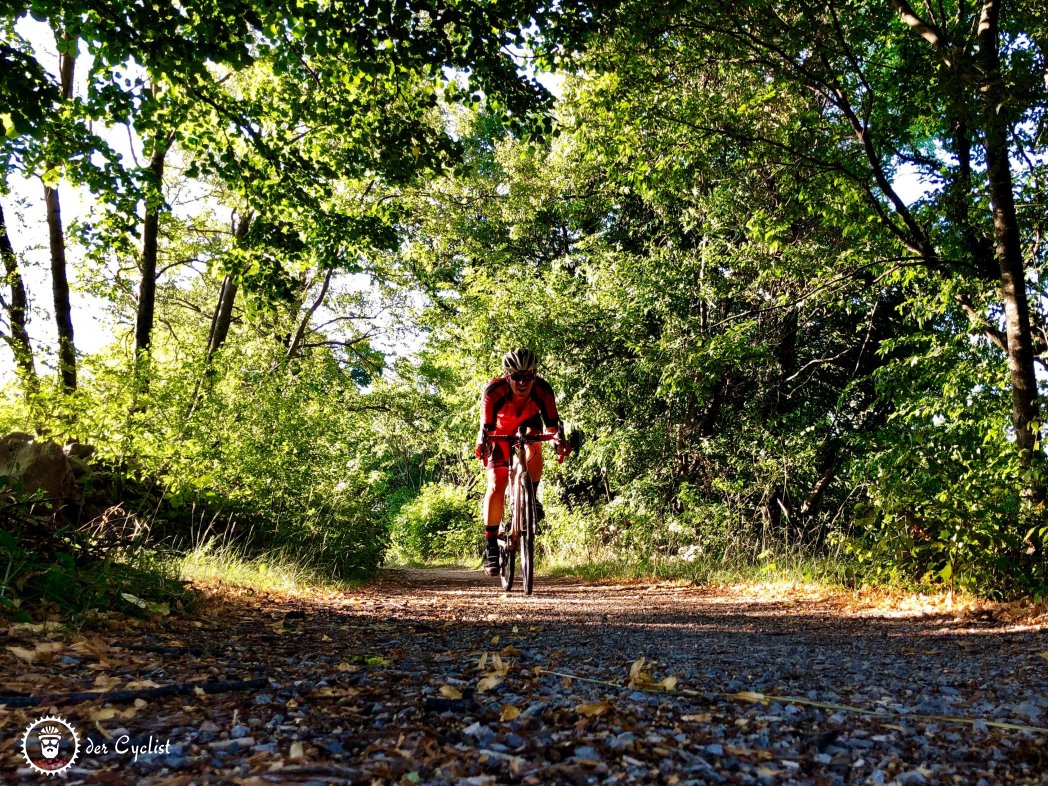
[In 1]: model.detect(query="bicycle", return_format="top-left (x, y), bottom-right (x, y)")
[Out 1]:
top-left (482, 428), bottom-right (562, 596)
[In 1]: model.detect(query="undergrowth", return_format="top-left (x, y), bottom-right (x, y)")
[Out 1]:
top-left (178, 541), bottom-right (357, 594)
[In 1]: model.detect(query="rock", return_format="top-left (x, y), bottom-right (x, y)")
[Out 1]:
top-left (896, 770), bottom-right (927, 785)
top-left (63, 441), bottom-right (96, 461)
top-left (462, 722), bottom-right (494, 742)
top-left (0, 432), bottom-right (78, 508)
top-left (230, 724), bottom-right (251, 739)
top-left (705, 743), bottom-right (724, 756)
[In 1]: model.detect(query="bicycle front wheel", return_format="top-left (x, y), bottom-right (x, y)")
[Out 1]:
top-left (499, 537), bottom-right (515, 591)
top-left (518, 474), bottom-right (537, 596)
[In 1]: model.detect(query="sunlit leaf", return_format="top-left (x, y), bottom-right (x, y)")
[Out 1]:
top-left (121, 593), bottom-right (148, 608)
top-left (6, 646), bottom-right (36, 663)
top-left (440, 685), bottom-right (463, 699)
top-left (499, 704), bottom-right (521, 721)
top-left (575, 700), bottom-right (613, 717)
top-left (659, 675), bottom-right (678, 691)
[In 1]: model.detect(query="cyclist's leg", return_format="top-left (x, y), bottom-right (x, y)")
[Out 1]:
top-left (524, 442), bottom-right (545, 525)
top-left (525, 441), bottom-right (543, 484)
top-left (484, 465), bottom-right (509, 530)
top-left (483, 448), bottom-right (509, 574)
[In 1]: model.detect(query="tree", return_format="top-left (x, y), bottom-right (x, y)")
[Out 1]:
top-left (0, 199), bottom-right (36, 384)
top-left (578, 0), bottom-right (1047, 502)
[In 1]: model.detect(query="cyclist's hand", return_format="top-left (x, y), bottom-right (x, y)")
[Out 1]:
top-left (475, 441), bottom-right (489, 463)
top-left (555, 429), bottom-right (572, 462)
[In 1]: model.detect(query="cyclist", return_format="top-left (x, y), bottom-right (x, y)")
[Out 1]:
top-left (475, 348), bottom-right (568, 576)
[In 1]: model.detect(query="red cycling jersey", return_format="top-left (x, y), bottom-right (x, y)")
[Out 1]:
top-left (478, 376), bottom-right (560, 468)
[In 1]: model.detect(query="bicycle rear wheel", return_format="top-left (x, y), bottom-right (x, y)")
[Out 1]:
top-left (518, 474), bottom-right (536, 595)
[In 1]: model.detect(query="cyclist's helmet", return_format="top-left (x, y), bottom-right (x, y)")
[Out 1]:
top-left (503, 347), bottom-right (538, 374)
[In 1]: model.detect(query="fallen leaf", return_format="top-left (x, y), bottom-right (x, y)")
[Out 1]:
top-left (194, 687), bottom-right (206, 697)
top-left (659, 675), bottom-right (679, 691)
top-left (289, 741), bottom-right (305, 759)
top-left (627, 656), bottom-right (656, 688)
top-left (311, 686), bottom-right (358, 698)
top-left (6, 646), bottom-right (36, 663)
top-left (92, 674), bottom-right (122, 691)
top-left (491, 653), bottom-right (508, 676)
top-left (134, 699), bottom-right (148, 709)
top-left (575, 701), bottom-right (613, 717)
top-left (35, 642), bottom-right (64, 655)
top-left (682, 713), bottom-right (712, 722)
top-left (490, 635), bottom-right (501, 645)
top-left (477, 674), bottom-right (503, 693)
top-left (477, 652), bottom-right (489, 670)
top-left (439, 685), bottom-right (463, 700)
top-left (90, 707), bottom-right (119, 721)
top-left (1040, 651), bottom-right (1048, 662)
top-left (121, 593), bottom-right (148, 609)
top-left (124, 680), bottom-right (161, 690)
top-left (499, 705), bottom-right (521, 721)
top-left (500, 645), bottom-right (522, 657)
top-left (336, 662), bottom-right (359, 673)
top-left (757, 766), bottom-right (781, 776)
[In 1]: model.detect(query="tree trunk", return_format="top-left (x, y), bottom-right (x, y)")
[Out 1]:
top-left (134, 130), bottom-right (172, 364)
top-left (206, 275), bottom-right (239, 359)
top-left (45, 183), bottom-right (76, 393)
top-left (0, 201), bottom-right (37, 385)
top-left (977, 0), bottom-right (1045, 501)
top-left (205, 212), bottom-right (251, 361)
top-left (46, 34), bottom-right (77, 393)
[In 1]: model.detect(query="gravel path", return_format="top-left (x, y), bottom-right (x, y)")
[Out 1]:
top-left (2, 567), bottom-right (1047, 784)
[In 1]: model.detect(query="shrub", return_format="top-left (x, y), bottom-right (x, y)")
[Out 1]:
top-left (389, 482), bottom-right (479, 563)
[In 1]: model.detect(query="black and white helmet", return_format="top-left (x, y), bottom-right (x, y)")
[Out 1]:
top-left (502, 347), bottom-right (538, 374)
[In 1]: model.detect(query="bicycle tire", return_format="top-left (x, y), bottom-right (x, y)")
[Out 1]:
top-left (499, 537), bottom-right (515, 591)
top-left (519, 474), bottom-right (536, 595)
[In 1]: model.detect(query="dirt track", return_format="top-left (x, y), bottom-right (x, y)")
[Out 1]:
top-left (2, 567), bottom-right (1047, 784)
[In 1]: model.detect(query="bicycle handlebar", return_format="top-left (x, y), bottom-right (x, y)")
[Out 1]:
top-left (479, 430), bottom-right (568, 466)
top-left (484, 432), bottom-right (559, 443)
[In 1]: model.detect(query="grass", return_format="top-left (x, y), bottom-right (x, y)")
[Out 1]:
top-left (535, 534), bottom-right (881, 592)
top-left (178, 540), bottom-right (356, 595)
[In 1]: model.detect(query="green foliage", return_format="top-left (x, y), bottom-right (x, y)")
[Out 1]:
top-left (389, 482), bottom-right (479, 564)
top-left (0, 480), bottom-right (192, 622)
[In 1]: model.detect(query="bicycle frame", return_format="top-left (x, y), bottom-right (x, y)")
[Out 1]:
top-left (484, 427), bottom-right (558, 594)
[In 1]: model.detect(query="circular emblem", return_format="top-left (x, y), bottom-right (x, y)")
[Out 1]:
top-left (21, 714), bottom-right (80, 776)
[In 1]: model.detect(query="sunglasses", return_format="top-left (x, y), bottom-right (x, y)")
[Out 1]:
top-left (509, 372), bottom-right (536, 382)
